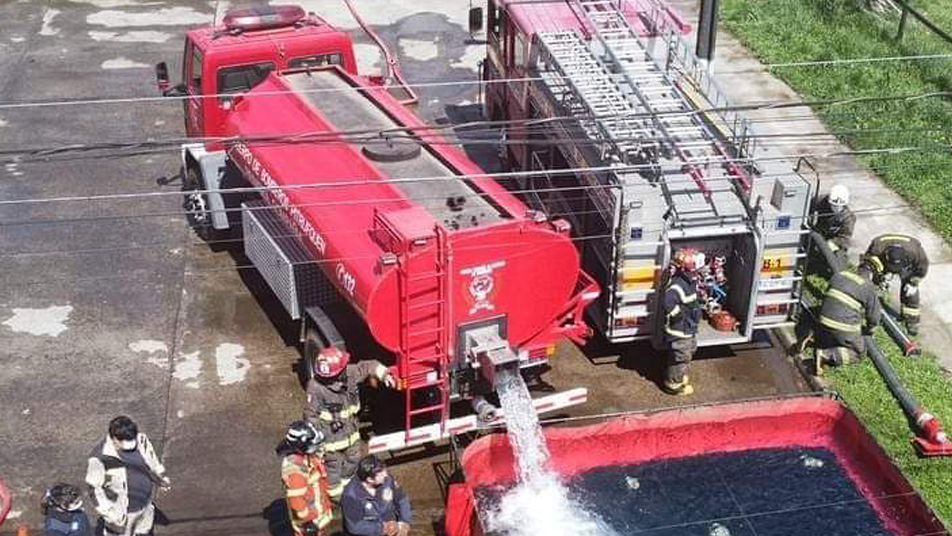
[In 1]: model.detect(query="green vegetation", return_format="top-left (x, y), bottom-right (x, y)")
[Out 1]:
top-left (803, 273), bottom-right (952, 523)
top-left (720, 0), bottom-right (952, 522)
top-left (720, 0), bottom-right (952, 240)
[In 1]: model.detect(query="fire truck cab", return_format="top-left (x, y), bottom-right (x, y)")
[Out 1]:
top-left (155, 5), bottom-right (359, 236)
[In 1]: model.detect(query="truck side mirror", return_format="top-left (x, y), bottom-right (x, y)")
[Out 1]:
top-left (155, 61), bottom-right (171, 93)
top-left (469, 7), bottom-right (484, 34)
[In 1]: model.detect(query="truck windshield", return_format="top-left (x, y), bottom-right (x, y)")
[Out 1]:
top-left (217, 62), bottom-right (275, 96)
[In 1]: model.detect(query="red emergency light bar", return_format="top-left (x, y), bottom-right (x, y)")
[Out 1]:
top-left (223, 5), bottom-right (306, 33)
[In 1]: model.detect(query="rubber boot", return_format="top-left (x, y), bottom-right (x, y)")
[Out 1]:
top-left (661, 375), bottom-right (694, 396)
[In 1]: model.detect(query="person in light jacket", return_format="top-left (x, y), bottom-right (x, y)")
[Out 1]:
top-left (85, 416), bottom-right (170, 536)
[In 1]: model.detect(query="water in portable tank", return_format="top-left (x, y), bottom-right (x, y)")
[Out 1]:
top-left (482, 369), bottom-right (618, 536)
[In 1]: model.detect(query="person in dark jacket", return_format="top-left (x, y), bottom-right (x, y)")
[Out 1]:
top-left (304, 347), bottom-right (396, 499)
top-left (42, 483), bottom-right (93, 536)
top-left (863, 234), bottom-right (929, 335)
top-left (812, 184), bottom-right (856, 262)
top-left (660, 249), bottom-right (704, 396)
top-left (341, 456), bottom-right (411, 536)
top-left (816, 265), bottom-right (882, 369)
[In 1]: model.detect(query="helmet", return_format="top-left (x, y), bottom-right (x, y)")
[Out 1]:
top-left (313, 346), bottom-right (349, 379)
top-left (45, 483), bottom-right (83, 512)
top-left (884, 245), bottom-right (909, 271)
top-left (829, 184), bottom-right (850, 208)
top-left (285, 421), bottom-right (324, 454)
top-left (672, 249), bottom-right (703, 273)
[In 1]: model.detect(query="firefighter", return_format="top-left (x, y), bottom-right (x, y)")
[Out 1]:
top-left (42, 483), bottom-right (93, 536)
top-left (341, 455), bottom-right (412, 536)
top-left (278, 421), bottom-right (332, 536)
top-left (812, 184), bottom-right (856, 262)
top-left (661, 249), bottom-right (704, 396)
top-left (863, 234), bottom-right (929, 335)
top-left (304, 346), bottom-right (397, 499)
top-left (816, 264), bottom-right (881, 368)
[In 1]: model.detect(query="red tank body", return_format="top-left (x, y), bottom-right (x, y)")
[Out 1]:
top-left (224, 67), bottom-right (596, 360)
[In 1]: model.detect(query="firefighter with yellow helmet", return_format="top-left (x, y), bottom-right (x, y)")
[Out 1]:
top-left (661, 248), bottom-right (705, 395)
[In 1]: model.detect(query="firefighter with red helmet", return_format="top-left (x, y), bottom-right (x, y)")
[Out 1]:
top-left (304, 346), bottom-right (396, 499)
top-left (863, 234), bottom-right (929, 336)
top-left (278, 421), bottom-right (332, 536)
top-left (661, 249), bottom-right (705, 395)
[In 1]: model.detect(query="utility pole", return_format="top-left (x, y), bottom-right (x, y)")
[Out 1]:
top-left (696, 0), bottom-right (720, 64)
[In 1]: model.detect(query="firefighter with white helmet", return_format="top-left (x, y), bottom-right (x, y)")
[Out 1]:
top-left (661, 249), bottom-right (705, 395)
top-left (304, 346), bottom-right (397, 499)
top-left (812, 184), bottom-right (856, 261)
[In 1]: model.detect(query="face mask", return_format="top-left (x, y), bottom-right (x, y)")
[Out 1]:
top-left (118, 439), bottom-right (138, 451)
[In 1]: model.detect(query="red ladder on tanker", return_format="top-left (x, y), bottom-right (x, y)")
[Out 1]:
top-left (396, 225), bottom-right (452, 444)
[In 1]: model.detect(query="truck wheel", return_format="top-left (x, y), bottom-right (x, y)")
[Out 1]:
top-left (183, 166), bottom-right (216, 242)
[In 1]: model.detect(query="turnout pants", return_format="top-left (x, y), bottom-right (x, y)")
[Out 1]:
top-left (324, 441), bottom-right (363, 499)
top-left (100, 504), bottom-right (154, 536)
top-left (900, 279), bottom-right (921, 333)
top-left (817, 328), bottom-right (866, 366)
top-left (664, 337), bottom-right (697, 384)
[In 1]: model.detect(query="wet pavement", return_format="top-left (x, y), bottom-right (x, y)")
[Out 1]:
top-left (0, 2), bottom-right (807, 535)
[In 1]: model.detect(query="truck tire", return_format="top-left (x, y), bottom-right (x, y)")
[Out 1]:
top-left (183, 165), bottom-right (217, 243)
top-left (301, 307), bottom-right (346, 383)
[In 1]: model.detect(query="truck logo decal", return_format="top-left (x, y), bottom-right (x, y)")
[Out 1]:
top-left (231, 142), bottom-right (327, 256)
top-left (460, 261), bottom-right (505, 315)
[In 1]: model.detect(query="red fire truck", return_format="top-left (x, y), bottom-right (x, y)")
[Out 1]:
top-left (479, 0), bottom-right (813, 348)
top-left (156, 5), bottom-right (596, 451)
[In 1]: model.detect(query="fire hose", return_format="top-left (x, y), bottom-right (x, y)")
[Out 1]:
top-left (343, 0), bottom-right (419, 106)
top-left (809, 231), bottom-right (951, 456)
top-left (0, 476), bottom-right (11, 529)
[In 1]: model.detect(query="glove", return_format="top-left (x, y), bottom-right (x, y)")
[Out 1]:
top-left (903, 284), bottom-right (918, 298)
top-left (383, 373), bottom-right (397, 389)
top-left (330, 420), bottom-right (344, 434)
top-left (397, 521), bottom-right (410, 536)
top-left (159, 475), bottom-right (172, 491)
top-left (382, 521), bottom-right (399, 536)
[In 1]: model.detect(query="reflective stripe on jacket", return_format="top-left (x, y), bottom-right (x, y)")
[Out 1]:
top-left (304, 360), bottom-right (388, 452)
top-left (282, 453), bottom-right (332, 531)
top-left (819, 270), bottom-right (881, 334)
top-left (865, 234), bottom-right (928, 280)
top-left (663, 272), bottom-right (702, 341)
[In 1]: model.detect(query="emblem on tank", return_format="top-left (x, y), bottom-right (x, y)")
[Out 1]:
top-left (460, 261), bottom-right (505, 315)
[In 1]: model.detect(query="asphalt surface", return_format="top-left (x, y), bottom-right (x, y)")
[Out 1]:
top-left (0, 2), bottom-right (808, 535)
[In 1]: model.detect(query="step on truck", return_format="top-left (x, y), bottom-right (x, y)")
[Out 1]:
top-left (478, 0), bottom-right (813, 348)
top-left (155, 4), bottom-right (597, 451)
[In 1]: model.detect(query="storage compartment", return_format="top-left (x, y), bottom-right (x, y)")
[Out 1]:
top-left (668, 232), bottom-right (756, 347)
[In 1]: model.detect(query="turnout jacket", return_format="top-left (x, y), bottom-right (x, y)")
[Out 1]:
top-left (85, 433), bottom-right (166, 527)
top-left (281, 453), bottom-right (332, 532)
top-left (304, 360), bottom-right (389, 452)
top-left (341, 475), bottom-right (412, 536)
top-left (812, 194), bottom-right (856, 251)
top-left (865, 234), bottom-right (929, 281)
top-left (663, 271), bottom-right (702, 342)
top-left (819, 270), bottom-right (882, 334)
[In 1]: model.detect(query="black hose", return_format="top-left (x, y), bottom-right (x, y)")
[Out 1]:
top-left (809, 230), bottom-right (846, 272)
top-left (864, 335), bottom-right (923, 420)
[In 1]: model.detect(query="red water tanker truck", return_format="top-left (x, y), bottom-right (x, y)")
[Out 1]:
top-left (156, 5), bottom-right (596, 450)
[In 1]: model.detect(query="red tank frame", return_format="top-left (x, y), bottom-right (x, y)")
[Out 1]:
top-left (445, 397), bottom-right (947, 536)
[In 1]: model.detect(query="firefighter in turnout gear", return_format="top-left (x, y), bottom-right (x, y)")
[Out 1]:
top-left (304, 346), bottom-right (397, 499)
top-left (863, 234), bottom-right (929, 336)
top-left (278, 421), bottom-right (332, 536)
top-left (812, 184), bottom-right (856, 262)
top-left (661, 249), bottom-right (704, 395)
top-left (816, 264), bottom-right (882, 368)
